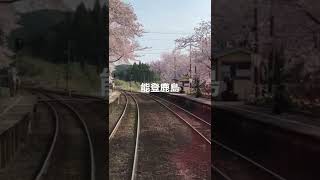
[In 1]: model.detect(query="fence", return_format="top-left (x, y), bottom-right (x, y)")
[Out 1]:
top-left (0, 113), bottom-right (31, 168)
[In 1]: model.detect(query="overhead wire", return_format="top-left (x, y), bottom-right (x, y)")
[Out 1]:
top-left (143, 31), bottom-right (193, 35)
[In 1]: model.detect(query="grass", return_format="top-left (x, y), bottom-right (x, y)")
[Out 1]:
top-left (114, 79), bottom-right (141, 92)
top-left (16, 56), bottom-right (101, 96)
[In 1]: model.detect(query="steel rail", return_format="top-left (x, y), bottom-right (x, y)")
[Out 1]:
top-left (212, 165), bottom-right (233, 180)
top-left (41, 92), bottom-right (96, 180)
top-left (63, 102), bottom-right (96, 180)
top-left (213, 140), bottom-right (287, 180)
top-left (109, 92), bottom-right (128, 140)
top-left (149, 93), bottom-right (211, 126)
top-left (145, 93), bottom-right (287, 180)
top-left (127, 92), bottom-right (140, 180)
top-left (145, 93), bottom-right (211, 144)
top-left (34, 95), bottom-right (59, 180)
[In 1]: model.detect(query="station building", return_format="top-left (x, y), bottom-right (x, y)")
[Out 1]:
top-left (171, 74), bottom-right (192, 94)
top-left (214, 48), bottom-right (267, 100)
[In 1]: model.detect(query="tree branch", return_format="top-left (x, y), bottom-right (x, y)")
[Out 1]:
top-left (110, 55), bottom-right (123, 63)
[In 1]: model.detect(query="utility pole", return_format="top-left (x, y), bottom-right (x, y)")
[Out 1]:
top-left (270, 0), bottom-right (274, 38)
top-left (55, 67), bottom-right (59, 88)
top-left (189, 43), bottom-right (192, 93)
top-left (174, 56), bottom-right (177, 79)
top-left (66, 40), bottom-right (71, 95)
top-left (173, 43), bottom-right (177, 81)
top-left (253, 0), bottom-right (259, 97)
top-left (254, 0), bottom-right (259, 53)
top-left (269, 0), bottom-right (275, 93)
top-left (130, 73), bottom-right (133, 92)
top-left (158, 61), bottom-right (161, 82)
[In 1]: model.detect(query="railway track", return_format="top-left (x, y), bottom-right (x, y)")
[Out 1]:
top-left (129, 92), bottom-right (210, 179)
top-left (109, 92), bottom-right (128, 140)
top-left (148, 93), bottom-right (211, 142)
top-left (154, 93), bottom-right (211, 123)
top-left (33, 91), bottom-right (96, 180)
top-left (32, 89), bottom-right (288, 179)
top-left (109, 91), bottom-right (140, 180)
top-left (212, 166), bottom-right (233, 180)
top-left (145, 93), bottom-right (287, 180)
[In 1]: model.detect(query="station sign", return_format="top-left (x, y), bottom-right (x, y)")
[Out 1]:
top-left (141, 83), bottom-right (180, 93)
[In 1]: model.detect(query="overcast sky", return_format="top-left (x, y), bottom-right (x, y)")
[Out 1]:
top-left (124, 0), bottom-right (211, 63)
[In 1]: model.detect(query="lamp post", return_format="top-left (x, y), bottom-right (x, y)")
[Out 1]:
top-left (64, 40), bottom-right (72, 96)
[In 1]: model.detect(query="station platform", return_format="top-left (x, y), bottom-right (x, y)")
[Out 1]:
top-left (169, 93), bottom-right (211, 106)
top-left (0, 95), bottom-right (37, 168)
top-left (213, 101), bottom-right (320, 139)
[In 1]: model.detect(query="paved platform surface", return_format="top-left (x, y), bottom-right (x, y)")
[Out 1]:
top-left (109, 91), bottom-right (121, 104)
top-left (169, 93), bottom-right (211, 106)
top-left (213, 101), bottom-right (320, 139)
top-left (0, 96), bottom-right (37, 134)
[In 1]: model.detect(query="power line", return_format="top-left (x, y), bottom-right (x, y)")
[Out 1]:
top-left (141, 48), bottom-right (174, 51)
top-left (143, 31), bottom-right (193, 35)
top-left (140, 38), bottom-right (177, 40)
top-left (138, 53), bottom-right (164, 55)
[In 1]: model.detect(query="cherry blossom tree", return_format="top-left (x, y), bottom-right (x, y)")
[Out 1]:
top-left (173, 21), bottom-right (211, 86)
top-left (175, 20), bottom-right (211, 70)
top-left (214, 0), bottom-right (320, 102)
top-left (149, 21), bottom-right (212, 86)
top-left (150, 51), bottom-right (189, 82)
top-left (109, 0), bottom-right (144, 64)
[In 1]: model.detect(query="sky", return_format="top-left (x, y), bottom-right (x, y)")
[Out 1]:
top-left (124, 0), bottom-right (211, 63)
